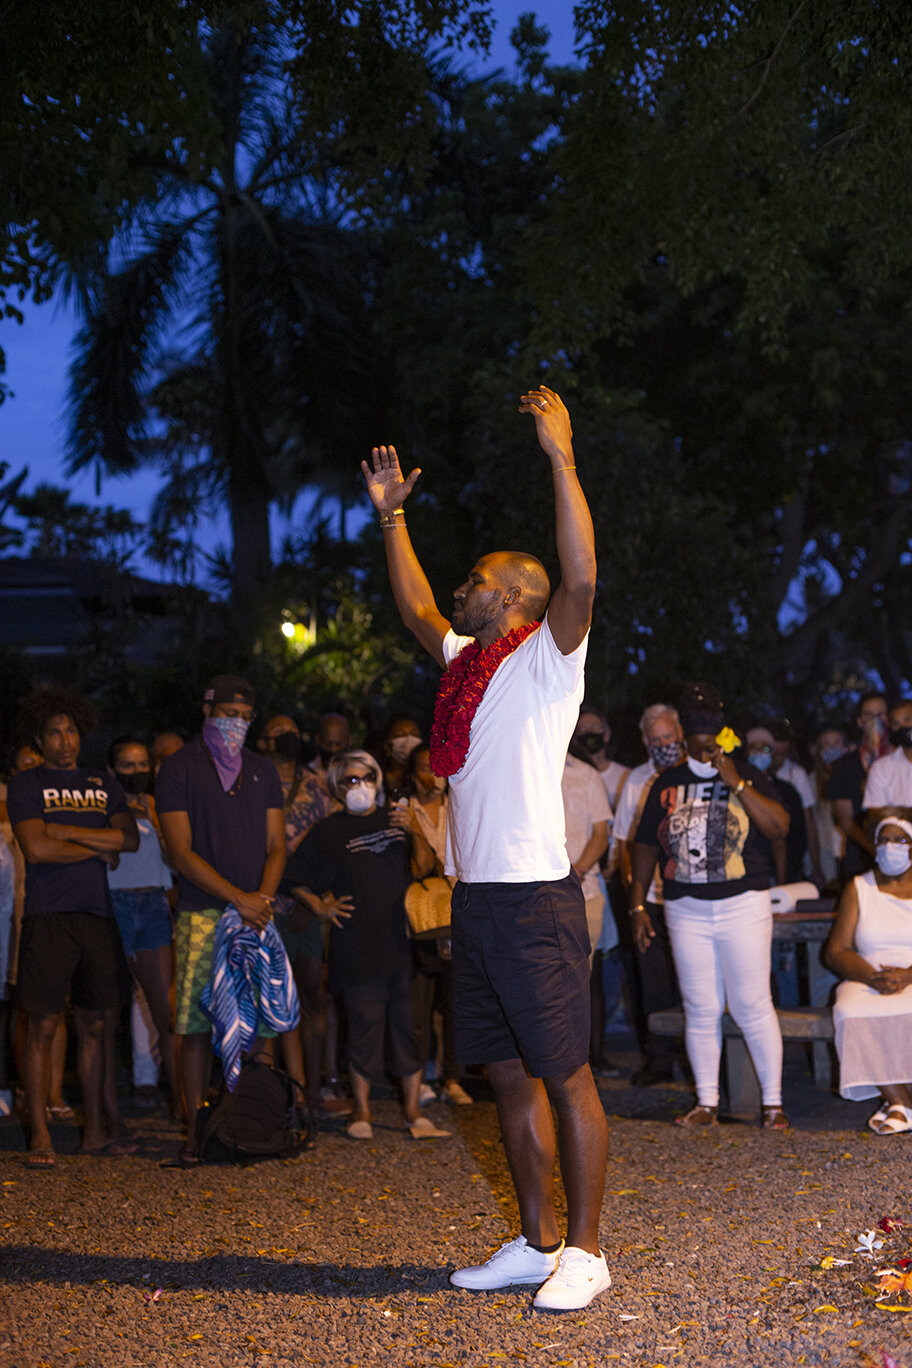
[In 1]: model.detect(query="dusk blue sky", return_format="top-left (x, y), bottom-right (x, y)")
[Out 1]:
top-left (0, 2), bottom-right (577, 576)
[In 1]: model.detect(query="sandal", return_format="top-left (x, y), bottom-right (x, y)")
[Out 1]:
top-left (346, 1120), bottom-right (374, 1140)
top-left (46, 1103), bottom-right (75, 1121)
top-left (81, 1136), bottom-right (141, 1157)
top-left (674, 1104), bottom-right (718, 1128)
top-left (868, 1102), bottom-right (891, 1133)
top-left (873, 1104), bottom-right (912, 1135)
top-left (762, 1106), bottom-right (790, 1130)
top-left (24, 1148), bottom-right (56, 1169)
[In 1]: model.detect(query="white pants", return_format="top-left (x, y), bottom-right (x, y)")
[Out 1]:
top-left (665, 889), bottom-right (783, 1108)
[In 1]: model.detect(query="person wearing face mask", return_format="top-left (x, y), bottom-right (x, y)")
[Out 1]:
top-left (380, 715), bottom-right (424, 802)
top-left (629, 683), bottom-right (790, 1129)
top-left (573, 707), bottom-right (629, 812)
top-left (257, 713), bottom-right (346, 1118)
top-left (745, 726), bottom-right (808, 887)
top-left (156, 675), bottom-right (286, 1164)
top-left (281, 748), bottom-right (450, 1141)
top-left (827, 692), bottom-right (890, 882)
top-left (105, 736), bottom-right (180, 1119)
top-left (612, 703), bottom-right (686, 1086)
top-left (863, 700), bottom-right (912, 815)
top-left (826, 814), bottom-right (912, 1133)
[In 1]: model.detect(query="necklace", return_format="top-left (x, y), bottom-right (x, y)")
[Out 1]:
top-left (429, 622), bottom-right (539, 778)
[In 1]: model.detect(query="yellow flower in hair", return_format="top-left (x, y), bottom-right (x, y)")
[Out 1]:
top-left (716, 727), bottom-right (741, 753)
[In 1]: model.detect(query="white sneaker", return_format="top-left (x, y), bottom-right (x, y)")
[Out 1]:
top-left (419, 1083), bottom-right (437, 1106)
top-left (532, 1247), bottom-right (611, 1310)
top-left (450, 1236), bottom-right (563, 1290)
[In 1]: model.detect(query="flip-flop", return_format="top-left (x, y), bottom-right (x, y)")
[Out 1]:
top-left (81, 1136), bottom-right (141, 1156)
top-left (46, 1103), bottom-right (75, 1121)
top-left (874, 1104), bottom-right (912, 1135)
top-left (25, 1148), bottom-right (56, 1169)
top-left (762, 1107), bottom-right (790, 1130)
top-left (346, 1120), bottom-right (374, 1140)
top-left (408, 1115), bottom-right (451, 1139)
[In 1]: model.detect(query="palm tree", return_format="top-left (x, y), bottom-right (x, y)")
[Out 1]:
top-left (66, 12), bottom-right (375, 634)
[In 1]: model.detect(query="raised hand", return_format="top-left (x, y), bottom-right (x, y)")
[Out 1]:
top-left (361, 444), bottom-right (421, 513)
top-left (518, 385), bottom-right (573, 463)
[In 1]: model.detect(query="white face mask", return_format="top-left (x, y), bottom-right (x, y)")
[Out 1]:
top-left (344, 783), bottom-right (376, 814)
top-left (687, 756), bottom-right (717, 779)
top-left (876, 842), bottom-right (912, 877)
top-left (390, 734), bottom-right (421, 763)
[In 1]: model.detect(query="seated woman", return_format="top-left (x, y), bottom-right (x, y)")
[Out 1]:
top-left (281, 748), bottom-right (450, 1141)
top-left (825, 813), bottom-right (912, 1134)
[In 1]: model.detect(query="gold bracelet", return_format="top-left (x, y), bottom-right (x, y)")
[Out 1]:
top-left (379, 509), bottom-right (406, 528)
top-left (552, 465), bottom-right (576, 473)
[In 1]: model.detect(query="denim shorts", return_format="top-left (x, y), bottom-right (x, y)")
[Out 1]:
top-left (110, 887), bottom-right (173, 957)
top-left (450, 873), bottom-right (591, 1079)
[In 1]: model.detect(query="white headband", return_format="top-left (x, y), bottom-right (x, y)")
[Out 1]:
top-left (875, 817), bottom-right (912, 844)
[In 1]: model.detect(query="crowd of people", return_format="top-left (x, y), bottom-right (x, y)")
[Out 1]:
top-left (4, 378), bottom-right (912, 1317)
top-left (4, 672), bottom-right (912, 1166)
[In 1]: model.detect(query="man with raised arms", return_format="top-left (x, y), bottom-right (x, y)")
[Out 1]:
top-left (361, 385), bottom-right (610, 1311)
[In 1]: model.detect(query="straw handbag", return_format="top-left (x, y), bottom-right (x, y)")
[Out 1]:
top-left (404, 876), bottom-right (452, 939)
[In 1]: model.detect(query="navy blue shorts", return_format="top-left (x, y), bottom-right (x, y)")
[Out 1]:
top-left (451, 874), bottom-right (591, 1079)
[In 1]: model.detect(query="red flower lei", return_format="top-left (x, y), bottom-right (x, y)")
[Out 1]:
top-left (429, 621), bottom-right (540, 778)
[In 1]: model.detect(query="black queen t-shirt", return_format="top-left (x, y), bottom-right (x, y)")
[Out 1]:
top-left (7, 764), bottom-right (128, 917)
top-left (634, 758), bottom-right (781, 901)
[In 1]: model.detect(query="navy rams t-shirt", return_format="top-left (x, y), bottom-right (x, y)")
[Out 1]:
top-left (7, 764), bottom-right (128, 917)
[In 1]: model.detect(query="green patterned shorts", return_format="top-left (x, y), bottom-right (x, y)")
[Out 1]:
top-left (174, 908), bottom-right (278, 1038)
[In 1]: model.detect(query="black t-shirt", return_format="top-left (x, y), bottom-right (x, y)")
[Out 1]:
top-left (770, 775), bottom-right (808, 884)
top-left (282, 809), bottom-right (412, 987)
top-left (633, 757), bottom-right (782, 901)
top-left (7, 764), bottom-right (128, 917)
top-left (155, 736), bottom-right (284, 911)
top-left (824, 750), bottom-right (872, 876)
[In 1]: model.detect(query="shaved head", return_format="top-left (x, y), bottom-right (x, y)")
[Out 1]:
top-left (485, 552), bottom-right (551, 621)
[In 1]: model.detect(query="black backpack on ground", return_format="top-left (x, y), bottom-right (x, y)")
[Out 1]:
top-left (195, 1056), bottom-right (313, 1164)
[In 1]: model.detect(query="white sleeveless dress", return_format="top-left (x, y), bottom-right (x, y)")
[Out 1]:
top-left (833, 871), bottom-right (912, 1100)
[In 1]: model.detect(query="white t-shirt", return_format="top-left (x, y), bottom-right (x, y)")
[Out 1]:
top-left (561, 754), bottom-right (612, 899)
top-left (612, 758), bottom-right (663, 904)
top-left (863, 747), bottom-right (912, 809)
top-left (777, 757), bottom-right (815, 810)
top-left (443, 615), bottom-right (587, 883)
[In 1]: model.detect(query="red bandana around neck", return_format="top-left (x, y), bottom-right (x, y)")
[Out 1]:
top-left (429, 621), bottom-right (540, 778)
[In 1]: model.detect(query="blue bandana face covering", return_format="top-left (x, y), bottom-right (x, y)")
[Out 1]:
top-left (749, 751), bottom-right (773, 773)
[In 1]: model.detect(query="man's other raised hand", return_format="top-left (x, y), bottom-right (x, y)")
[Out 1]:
top-left (361, 444), bottom-right (422, 513)
top-left (518, 385), bottom-right (574, 465)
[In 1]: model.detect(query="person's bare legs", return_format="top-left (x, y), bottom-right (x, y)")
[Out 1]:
top-left (401, 1068), bottom-right (423, 1124)
top-left (101, 1006), bottom-right (127, 1136)
top-left (73, 1007), bottom-right (106, 1152)
top-left (47, 1017), bottom-right (68, 1110)
top-left (24, 1013), bottom-right (58, 1153)
top-left (131, 946), bottom-right (182, 1119)
top-left (487, 1058), bottom-right (562, 1250)
top-left (349, 1066), bottom-right (371, 1124)
top-left (179, 1032), bottom-right (212, 1152)
top-left (543, 1062), bottom-right (609, 1254)
top-left (292, 953), bottom-right (327, 1101)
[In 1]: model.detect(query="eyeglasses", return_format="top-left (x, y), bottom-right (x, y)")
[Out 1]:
top-left (340, 773), bottom-right (374, 787)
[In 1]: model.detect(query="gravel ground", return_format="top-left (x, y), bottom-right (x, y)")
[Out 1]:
top-left (2, 1050), bottom-right (912, 1368)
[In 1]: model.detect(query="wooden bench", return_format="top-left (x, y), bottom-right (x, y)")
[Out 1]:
top-left (648, 1006), bottom-right (835, 1116)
